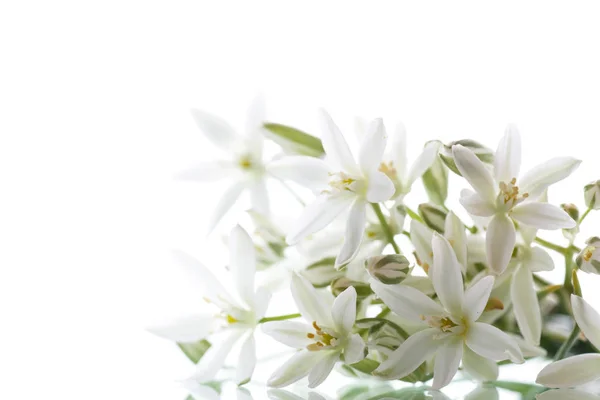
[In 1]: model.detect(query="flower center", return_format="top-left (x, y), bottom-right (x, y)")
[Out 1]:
top-left (306, 321), bottom-right (338, 351)
top-left (499, 178), bottom-right (529, 208)
top-left (583, 246), bottom-right (596, 262)
top-left (421, 314), bottom-right (465, 337)
top-left (379, 161), bottom-right (397, 179)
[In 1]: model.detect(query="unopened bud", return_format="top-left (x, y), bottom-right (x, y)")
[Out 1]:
top-left (418, 203), bottom-right (447, 234)
top-left (575, 237), bottom-right (600, 275)
top-left (422, 142), bottom-right (449, 206)
top-left (439, 139), bottom-right (494, 176)
top-left (301, 257), bottom-right (344, 288)
top-left (561, 203), bottom-right (580, 222)
top-left (365, 254), bottom-right (410, 285)
top-left (331, 277), bottom-right (372, 299)
top-left (584, 181), bottom-right (600, 210)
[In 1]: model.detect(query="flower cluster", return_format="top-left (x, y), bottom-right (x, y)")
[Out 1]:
top-left (151, 98), bottom-right (600, 399)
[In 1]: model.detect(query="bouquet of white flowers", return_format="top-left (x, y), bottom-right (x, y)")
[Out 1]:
top-left (151, 97), bottom-right (600, 400)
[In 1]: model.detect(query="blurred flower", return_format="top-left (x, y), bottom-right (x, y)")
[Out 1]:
top-left (262, 274), bottom-right (366, 388)
top-left (452, 124), bottom-right (579, 274)
top-left (149, 226), bottom-right (270, 385)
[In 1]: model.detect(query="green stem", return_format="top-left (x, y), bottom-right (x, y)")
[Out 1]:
top-left (259, 313), bottom-right (301, 323)
top-left (371, 203), bottom-right (401, 254)
top-left (404, 205), bottom-right (423, 223)
top-left (564, 248), bottom-right (575, 294)
top-left (555, 324), bottom-right (581, 361)
top-left (534, 237), bottom-right (569, 255)
top-left (579, 207), bottom-right (593, 225)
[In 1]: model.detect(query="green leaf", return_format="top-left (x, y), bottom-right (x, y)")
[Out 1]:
top-left (177, 339), bottom-right (211, 364)
top-left (264, 122), bottom-right (325, 157)
top-left (349, 358), bottom-right (380, 374)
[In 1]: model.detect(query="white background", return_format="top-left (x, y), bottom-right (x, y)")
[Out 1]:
top-left (2, 1), bottom-right (600, 399)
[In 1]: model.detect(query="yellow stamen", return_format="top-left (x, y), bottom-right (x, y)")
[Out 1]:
top-left (485, 297), bottom-right (505, 311)
top-left (226, 315), bottom-right (238, 324)
top-left (584, 246), bottom-right (596, 262)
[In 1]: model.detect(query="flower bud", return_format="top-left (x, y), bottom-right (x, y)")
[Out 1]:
top-left (422, 143), bottom-right (448, 206)
top-left (584, 181), bottom-right (600, 210)
top-left (439, 139), bottom-right (494, 176)
top-left (575, 237), bottom-right (600, 274)
top-left (561, 203), bottom-right (580, 222)
top-left (331, 277), bottom-right (372, 299)
top-left (301, 257), bottom-right (344, 288)
top-left (418, 203), bottom-right (447, 233)
top-left (365, 254), bottom-right (410, 284)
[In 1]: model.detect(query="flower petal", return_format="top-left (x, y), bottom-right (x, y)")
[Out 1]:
top-left (452, 144), bottom-right (496, 202)
top-left (536, 354), bottom-right (600, 388)
top-left (268, 350), bottom-right (327, 388)
top-left (391, 122), bottom-right (408, 180)
top-left (431, 233), bottom-right (464, 315)
top-left (445, 211), bottom-right (468, 271)
top-left (193, 328), bottom-right (245, 381)
top-left (171, 250), bottom-right (239, 309)
top-left (511, 264), bottom-right (542, 345)
top-left (463, 276), bottom-right (495, 322)
top-left (366, 170), bottom-right (395, 203)
top-left (267, 156), bottom-right (330, 190)
top-left (410, 219), bottom-right (434, 268)
top-left (291, 274), bottom-right (335, 327)
top-left (262, 320), bottom-right (314, 348)
top-left (148, 313), bottom-right (215, 343)
top-left (486, 213), bottom-right (516, 275)
top-left (331, 286), bottom-right (357, 335)
top-left (208, 181), bottom-right (245, 233)
top-left (536, 389), bottom-right (600, 400)
top-left (286, 193), bottom-right (354, 245)
top-left (344, 333), bottom-right (366, 364)
top-left (466, 322), bottom-right (524, 363)
top-left (237, 387), bottom-right (253, 400)
top-left (432, 337), bottom-right (463, 390)
top-left (527, 247), bottom-right (555, 272)
top-left (370, 279), bottom-right (444, 323)
top-left (462, 344), bottom-right (499, 382)
top-left (459, 189), bottom-right (496, 217)
top-left (190, 108), bottom-right (238, 150)
top-left (236, 333), bottom-right (257, 384)
top-left (465, 387), bottom-right (499, 400)
top-left (512, 202), bottom-right (576, 230)
top-left (520, 157), bottom-right (582, 199)
top-left (335, 199), bottom-right (366, 268)
top-left (494, 124), bottom-right (521, 185)
top-left (572, 295), bottom-right (600, 350)
top-left (267, 389), bottom-right (305, 400)
top-left (318, 109), bottom-right (358, 174)
top-left (175, 161), bottom-right (232, 182)
top-left (246, 94), bottom-right (266, 138)
top-left (358, 118), bottom-right (387, 174)
top-left (406, 141), bottom-right (439, 187)
top-left (374, 328), bottom-right (440, 379)
top-left (229, 225), bottom-right (257, 308)
top-left (308, 351), bottom-right (339, 388)
top-left (249, 179), bottom-right (269, 215)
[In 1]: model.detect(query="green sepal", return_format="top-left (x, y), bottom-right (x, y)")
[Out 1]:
top-left (263, 122), bottom-right (325, 157)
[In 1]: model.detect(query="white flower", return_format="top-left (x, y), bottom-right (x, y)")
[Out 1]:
top-left (511, 227), bottom-right (555, 345)
top-left (410, 211), bottom-right (468, 274)
top-left (576, 237), bottom-right (600, 274)
top-left (178, 97), bottom-right (273, 232)
top-left (536, 389), bottom-right (600, 400)
top-left (536, 295), bottom-right (600, 389)
top-left (452, 124), bottom-right (579, 274)
top-left (149, 226), bottom-right (271, 385)
top-left (377, 122), bottom-right (439, 200)
top-left (584, 180), bottom-right (600, 210)
top-left (268, 389), bottom-right (326, 400)
top-left (262, 274), bottom-right (366, 388)
top-left (371, 233), bottom-right (523, 389)
top-left (276, 110), bottom-right (395, 268)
